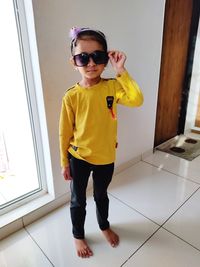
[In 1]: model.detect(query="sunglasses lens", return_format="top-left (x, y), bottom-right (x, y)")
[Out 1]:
top-left (92, 51), bottom-right (108, 64)
top-left (73, 51), bottom-right (108, 66)
top-left (74, 53), bottom-right (89, 66)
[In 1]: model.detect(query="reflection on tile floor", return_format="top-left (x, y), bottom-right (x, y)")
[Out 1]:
top-left (1, 151), bottom-right (200, 267)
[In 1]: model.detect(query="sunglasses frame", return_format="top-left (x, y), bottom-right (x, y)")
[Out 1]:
top-left (73, 50), bottom-right (109, 67)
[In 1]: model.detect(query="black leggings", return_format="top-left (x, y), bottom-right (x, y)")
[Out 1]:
top-left (69, 154), bottom-right (114, 239)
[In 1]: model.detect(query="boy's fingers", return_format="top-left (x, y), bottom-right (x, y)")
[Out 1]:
top-left (108, 51), bottom-right (126, 63)
top-left (65, 170), bottom-right (72, 180)
top-left (62, 166), bottom-right (72, 180)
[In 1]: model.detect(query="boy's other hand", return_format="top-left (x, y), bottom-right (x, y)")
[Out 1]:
top-left (62, 166), bottom-right (72, 181)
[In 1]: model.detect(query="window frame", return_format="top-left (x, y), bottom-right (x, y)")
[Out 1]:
top-left (0, 0), bottom-right (53, 214)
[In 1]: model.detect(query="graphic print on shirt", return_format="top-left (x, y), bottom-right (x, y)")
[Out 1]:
top-left (106, 96), bottom-right (116, 119)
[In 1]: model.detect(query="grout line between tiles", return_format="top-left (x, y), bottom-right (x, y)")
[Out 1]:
top-left (24, 226), bottom-right (55, 267)
top-left (162, 227), bottom-right (200, 253)
top-left (113, 158), bottom-right (142, 177)
top-left (160, 186), bottom-right (200, 227)
top-left (158, 186), bottom-right (200, 251)
top-left (110, 186), bottom-right (200, 266)
top-left (120, 225), bottom-right (162, 267)
top-left (142, 159), bottom-right (200, 186)
top-left (108, 192), bottom-right (161, 227)
top-left (121, 202), bottom-right (200, 267)
top-left (108, 193), bottom-right (163, 266)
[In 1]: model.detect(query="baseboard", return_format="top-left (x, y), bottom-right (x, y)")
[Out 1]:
top-left (141, 148), bottom-right (154, 160)
top-left (0, 219), bottom-right (24, 240)
top-left (114, 155), bottom-right (141, 175)
top-left (22, 192), bottom-right (71, 227)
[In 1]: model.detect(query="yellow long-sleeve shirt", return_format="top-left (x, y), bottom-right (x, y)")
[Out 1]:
top-left (59, 70), bottom-right (143, 167)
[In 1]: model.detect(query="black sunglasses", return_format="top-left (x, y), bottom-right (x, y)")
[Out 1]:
top-left (73, 50), bottom-right (109, 67)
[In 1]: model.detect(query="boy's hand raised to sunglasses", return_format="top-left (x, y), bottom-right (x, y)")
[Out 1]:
top-left (108, 51), bottom-right (126, 76)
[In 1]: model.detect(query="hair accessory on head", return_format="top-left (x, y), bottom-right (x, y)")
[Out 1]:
top-left (69, 27), bottom-right (106, 42)
top-left (69, 27), bottom-right (107, 55)
top-left (69, 27), bottom-right (83, 41)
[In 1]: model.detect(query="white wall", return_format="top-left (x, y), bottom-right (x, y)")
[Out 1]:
top-left (32, 0), bottom-right (165, 197)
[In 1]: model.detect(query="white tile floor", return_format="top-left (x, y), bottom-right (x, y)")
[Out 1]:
top-left (1, 150), bottom-right (200, 267)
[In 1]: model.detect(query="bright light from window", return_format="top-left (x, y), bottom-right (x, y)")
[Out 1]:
top-left (0, 0), bottom-right (40, 207)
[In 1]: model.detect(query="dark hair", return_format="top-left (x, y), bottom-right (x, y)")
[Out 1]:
top-left (70, 29), bottom-right (107, 55)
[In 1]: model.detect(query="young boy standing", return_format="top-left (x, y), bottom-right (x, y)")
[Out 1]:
top-left (59, 27), bottom-right (143, 258)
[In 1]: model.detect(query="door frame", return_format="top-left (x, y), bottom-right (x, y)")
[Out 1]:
top-left (154, 0), bottom-right (200, 147)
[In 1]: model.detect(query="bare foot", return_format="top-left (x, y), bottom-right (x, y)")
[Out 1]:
top-left (102, 228), bottom-right (119, 247)
top-left (74, 238), bottom-right (93, 258)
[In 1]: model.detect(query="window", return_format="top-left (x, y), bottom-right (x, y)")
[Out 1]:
top-left (0, 0), bottom-right (48, 213)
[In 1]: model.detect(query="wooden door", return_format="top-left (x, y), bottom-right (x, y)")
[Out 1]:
top-left (154, 0), bottom-right (193, 146)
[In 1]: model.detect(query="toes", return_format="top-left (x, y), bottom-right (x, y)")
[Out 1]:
top-left (102, 229), bottom-right (119, 248)
top-left (111, 239), bottom-right (119, 247)
top-left (75, 239), bottom-right (93, 258)
top-left (87, 248), bottom-right (93, 256)
top-left (78, 247), bottom-right (93, 258)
